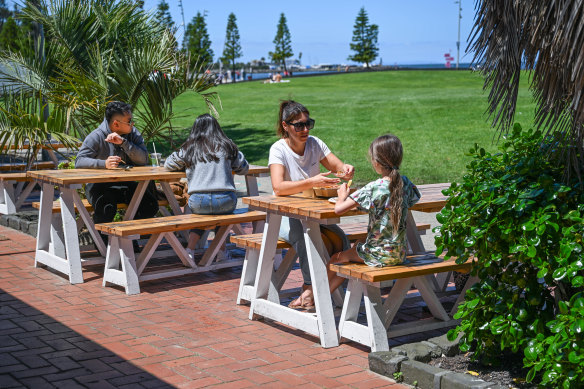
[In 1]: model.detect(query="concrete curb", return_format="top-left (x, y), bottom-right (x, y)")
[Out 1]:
top-left (369, 334), bottom-right (507, 389)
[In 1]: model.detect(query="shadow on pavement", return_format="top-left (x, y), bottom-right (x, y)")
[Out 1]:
top-left (0, 289), bottom-right (174, 388)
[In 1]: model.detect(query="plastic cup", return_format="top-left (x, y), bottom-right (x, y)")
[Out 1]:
top-left (150, 153), bottom-right (161, 167)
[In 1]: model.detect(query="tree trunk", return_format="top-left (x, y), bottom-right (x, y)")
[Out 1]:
top-left (232, 60), bottom-right (236, 83)
top-left (282, 60), bottom-right (288, 75)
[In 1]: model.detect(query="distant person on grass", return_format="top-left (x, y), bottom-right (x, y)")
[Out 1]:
top-left (269, 100), bottom-right (354, 310)
top-left (326, 134), bottom-right (421, 294)
top-left (76, 101), bottom-right (158, 245)
top-left (164, 114), bottom-right (249, 261)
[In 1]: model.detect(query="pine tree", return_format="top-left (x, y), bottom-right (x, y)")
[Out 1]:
top-left (156, 0), bottom-right (174, 31)
top-left (221, 13), bottom-right (242, 83)
top-left (0, 16), bottom-right (21, 52)
top-left (183, 12), bottom-right (213, 66)
top-left (0, 0), bottom-right (11, 30)
top-left (348, 7), bottom-right (378, 68)
top-left (269, 13), bottom-right (293, 74)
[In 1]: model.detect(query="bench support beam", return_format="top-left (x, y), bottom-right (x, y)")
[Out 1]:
top-left (337, 260), bottom-right (476, 351)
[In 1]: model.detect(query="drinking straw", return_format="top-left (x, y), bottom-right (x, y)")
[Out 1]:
top-left (152, 142), bottom-right (159, 166)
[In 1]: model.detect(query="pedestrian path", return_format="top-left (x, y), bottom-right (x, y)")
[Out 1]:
top-left (0, 226), bottom-right (409, 388)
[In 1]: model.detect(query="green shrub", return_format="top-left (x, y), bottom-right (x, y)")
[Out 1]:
top-left (435, 124), bottom-right (584, 387)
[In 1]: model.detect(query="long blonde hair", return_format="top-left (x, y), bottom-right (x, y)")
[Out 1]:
top-left (369, 134), bottom-right (404, 236)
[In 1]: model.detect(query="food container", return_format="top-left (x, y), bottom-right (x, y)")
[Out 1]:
top-left (313, 186), bottom-right (340, 198)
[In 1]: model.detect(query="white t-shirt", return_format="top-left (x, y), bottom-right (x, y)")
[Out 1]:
top-left (268, 136), bottom-right (331, 181)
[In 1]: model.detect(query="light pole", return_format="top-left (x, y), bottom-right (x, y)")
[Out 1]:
top-left (455, 0), bottom-right (462, 69)
top-left (178, 0), bottom-right (187, 59)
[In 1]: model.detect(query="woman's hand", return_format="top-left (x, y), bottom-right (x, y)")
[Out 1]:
top-left (341, 164), bottom-right (355, 179)
top-left (309, 171), bottom-right (340, 187)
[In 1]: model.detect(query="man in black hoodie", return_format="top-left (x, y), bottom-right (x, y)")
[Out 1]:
top-left (75, 101), bottom-right (158, 243)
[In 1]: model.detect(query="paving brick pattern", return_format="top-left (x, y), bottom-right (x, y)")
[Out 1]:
top-left (0, 226), bottom-right (411, 388)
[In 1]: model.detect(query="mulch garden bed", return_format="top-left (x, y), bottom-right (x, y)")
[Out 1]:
top-left (428, 350), bottom-right (538, 388)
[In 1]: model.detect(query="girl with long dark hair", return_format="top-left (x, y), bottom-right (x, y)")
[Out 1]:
top-left (165, 113), bottom-right (249, 260)
top-left (326, 134), bottom-right (421, 293)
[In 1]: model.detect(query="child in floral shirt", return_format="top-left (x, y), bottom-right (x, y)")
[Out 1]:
top-left (326, 134), bottom-right (421, 293)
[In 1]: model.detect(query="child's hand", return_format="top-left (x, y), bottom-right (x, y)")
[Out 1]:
top-left (337, 182), bottom-right (350, 201)
top-left (310, 171), bottom-right (340, 187)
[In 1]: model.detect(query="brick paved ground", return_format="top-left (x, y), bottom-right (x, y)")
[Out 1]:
top-left (0, 226), bottom-right (415, 388)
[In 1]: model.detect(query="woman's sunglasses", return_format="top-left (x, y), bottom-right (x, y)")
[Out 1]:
top-left (286, 118), bottom-right (315, 132)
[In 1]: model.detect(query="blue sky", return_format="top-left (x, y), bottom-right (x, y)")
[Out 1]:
top-left (142, 0), bottom-right (477, 66)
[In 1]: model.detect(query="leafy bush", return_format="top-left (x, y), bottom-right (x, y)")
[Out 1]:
top-left (435, 125), bottom-right (584, 387)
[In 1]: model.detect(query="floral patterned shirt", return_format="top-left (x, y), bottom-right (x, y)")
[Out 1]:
top-left (350, 176), bottom-right (421, 267)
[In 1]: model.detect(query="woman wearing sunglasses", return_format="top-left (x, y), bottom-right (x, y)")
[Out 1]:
top-left (269, 100), bottom-right (355, 310)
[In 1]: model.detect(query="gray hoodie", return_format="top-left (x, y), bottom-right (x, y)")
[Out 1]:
top-left (164, 148), bottom-right (249, 194)
top-left (75, 119), bottom-right (149, 168)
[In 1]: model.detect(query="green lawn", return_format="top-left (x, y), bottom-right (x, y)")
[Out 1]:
top-left (162, 70), bottom-right (536, 185)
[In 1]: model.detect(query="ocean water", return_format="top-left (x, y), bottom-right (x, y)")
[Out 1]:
top-left (221, 63), bottom-right (475, 82)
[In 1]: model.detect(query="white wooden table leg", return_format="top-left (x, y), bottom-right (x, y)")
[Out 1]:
top-left (450, 275), bottom-right (479, 316)
top-left (435, 271), bottom-right (452, 291)
top-left (382, 278), bottom-right (414, 328)
top-left (250, 213), bottom-right (282, 318)
top-left (0, 180), bottom-right (6, 214)
top-left (35, 183), bottom-right (54, 265)
top-left (14, 180), bottom-right (35, 210)
top-left (103, 236), bottom-right (121, 286)
top-left (60, 187), bottom-right (83, 284)
top-left (413, 275), bottom-right (450, 321)
top-left (237, 248), bottom-right (259, 304)
top-left (199, 225), bottom-right (230, 266)
top-left (135, 233), bottom-right (164, 275)
top-left (46, 149), bottom-right (59, 165)
top-left (0, 180), bottom-right (17, 214)
top-left (49, 213), bottom-right (66, 258)
top-left (406, 211), bottom-right (425, 254)
top-left (303, 220), bottom-right (339, 348)
top-left (124, 180), bottom-right (148, 220)
top-left (164, 231), bottom-right (197, 268)
top-left (273, 248), bottom-right (297, 291)
top-left (245, 175), bottom-right (265, 232)
top-left (338, 279), bottom-right (364, 336)
top-left (73, 192), bottom-right (107, 256)
top-left (364, 285), bottom-right (390, 352)
top-left (119, 237), bottom-right (140, 295)
top-left (245, 176), bottom-right (259, 196)
top-left (159, 181), bottom-right (189, 241)
top-left (195, 230), bottom-right (210, 249)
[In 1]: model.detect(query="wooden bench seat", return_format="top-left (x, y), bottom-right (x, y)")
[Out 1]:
top-left (95, 209), bottom-right (267, 294)
top-left (231, 222), bottom-right (432, 250)
top-left (0, 173), bottom-right (37, 214)
top-left (232, 222), bottom-right (432, 305)
top-left (32, 198), bottom-right (169, 213)
top-left (330, 253), bottom-right (476, 351)
top-left (0, 161), bottom-right (56, 172)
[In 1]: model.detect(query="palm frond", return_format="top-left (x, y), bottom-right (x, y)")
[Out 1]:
top-left (470, 0), bottom-right (584, 179)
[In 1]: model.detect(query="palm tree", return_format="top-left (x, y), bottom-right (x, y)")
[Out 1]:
top-left (469, 1), bottom-right (584, 180)
top-left (0, 0), bottom-right (217, 166)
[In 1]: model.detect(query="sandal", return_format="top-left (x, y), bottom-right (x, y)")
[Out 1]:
top-left (288, 296), bottom-right (304, 309)
top-left (288, 286), bottom-right (315, 311)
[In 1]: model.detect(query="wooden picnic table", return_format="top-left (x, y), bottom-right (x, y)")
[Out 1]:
top-left (2, 141), bottom-right (81, 165)
top-left (241, 183), bottom-right (450, 348)
top-left (28, 165), bottom-right (269, 284)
